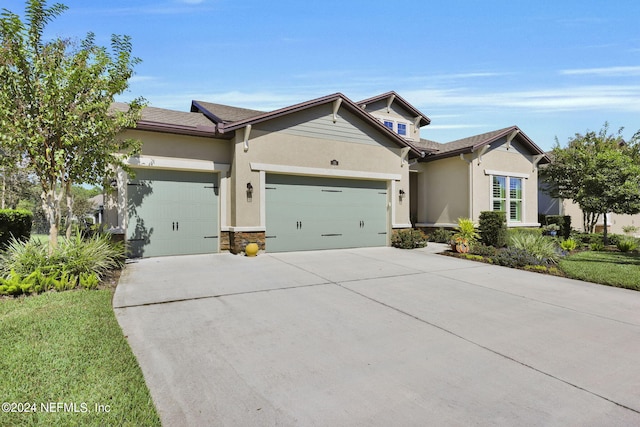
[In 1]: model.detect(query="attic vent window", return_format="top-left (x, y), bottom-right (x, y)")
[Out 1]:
top-left (330, 159), bottom-right (339, 166)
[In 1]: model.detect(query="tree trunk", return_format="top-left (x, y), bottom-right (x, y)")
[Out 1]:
top-left (603, 213), bottom-right (609, 246)
top-left (65, 180), bottom-right (73, 239)
top-left (1, 169), bottom-right (5, 210)
top-left (41, 187), bottom-right (63, 254)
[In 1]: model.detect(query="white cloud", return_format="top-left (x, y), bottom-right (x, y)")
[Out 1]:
top-left (560, 66), bottom-right (640, 76)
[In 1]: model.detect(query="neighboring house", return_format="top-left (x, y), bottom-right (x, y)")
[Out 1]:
top-left (104, 91), bottom-right (549, 258)
top-left (538, 190), bottom-right (640, 236)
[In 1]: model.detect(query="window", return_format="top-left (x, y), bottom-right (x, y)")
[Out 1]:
top-left (397, 123), bottom-right (407, 136)
top-left (383, 120), bottom-right (394, 131)
top-left (492, 176), bottom-right (523, 222)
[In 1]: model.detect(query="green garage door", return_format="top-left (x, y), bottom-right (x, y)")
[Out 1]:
top-left (127, 169), bottom-right (219, 258)
top-left (265, 175), bottom-right (388, 252)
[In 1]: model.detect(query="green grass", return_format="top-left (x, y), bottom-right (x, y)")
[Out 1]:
top-left (0, 290), bottom-right (160, 426)
top-left (559, 251), bottom-right (640, 291)
top-left (29, 234), bottom-right (49, 244)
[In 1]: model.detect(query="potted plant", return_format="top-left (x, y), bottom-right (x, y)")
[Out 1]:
top-left (451, 218), bottom-right (479, 253)
top-left (544, 224), bottom-right (560, 236)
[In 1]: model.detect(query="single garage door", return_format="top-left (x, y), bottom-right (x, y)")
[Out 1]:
top-left (265, 174), bottom-right (388, 252)
top-left (127, 169), bottom-right (219, 258)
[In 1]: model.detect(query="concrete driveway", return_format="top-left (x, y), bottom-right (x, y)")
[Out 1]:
top-left (113, 246), bottom-right (640, 426)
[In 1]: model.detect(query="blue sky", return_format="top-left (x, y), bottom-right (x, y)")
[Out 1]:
top-left (5, 0), bottom-right (640, 150)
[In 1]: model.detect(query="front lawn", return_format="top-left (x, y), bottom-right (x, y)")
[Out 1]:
top-left (0, 290), bottom-right (160, 426)
top-left (559, 251), bottom-right (640, 291)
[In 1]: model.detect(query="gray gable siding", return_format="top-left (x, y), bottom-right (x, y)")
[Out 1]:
top-left (491, 137), bottom-right (532, 158)
top-left (364, 99), bottom-right (418, 123)
top-left (256, 104), bottom-right (397, 148)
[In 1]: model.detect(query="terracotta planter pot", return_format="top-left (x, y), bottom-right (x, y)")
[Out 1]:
top-left (455, 241), bottom-right (470, 253)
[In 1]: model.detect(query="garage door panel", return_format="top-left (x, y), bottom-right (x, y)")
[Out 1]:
top-left (265, 174), bottom-right (387, 252)
top-left (127, 169), bottom-right (219, 258)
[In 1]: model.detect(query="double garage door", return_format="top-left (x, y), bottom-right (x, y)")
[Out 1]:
top-left (265, 175), bottom-right (388, 252)
top-left (127, 169), bottom-right (219, 258)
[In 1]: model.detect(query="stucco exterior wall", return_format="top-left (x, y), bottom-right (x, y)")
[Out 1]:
top-left (414, 157), bottom-right (469, 226)
top-left (471, 138), bottom-right (540, 226)
top-left (228, 104), bottom-right (410, 231)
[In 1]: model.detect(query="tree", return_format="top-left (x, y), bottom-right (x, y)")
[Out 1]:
top-left (0, 0), bottom-right (144, 251)
top-left (541, 123), bottom-right (640, 244)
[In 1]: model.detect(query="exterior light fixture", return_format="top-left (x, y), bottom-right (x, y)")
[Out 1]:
top-left (246, 182), bottom-right (253, 194)
top-left (399, 189), bottom-right (406, 198)
top-left (109, 178), bottom-right (118, 189)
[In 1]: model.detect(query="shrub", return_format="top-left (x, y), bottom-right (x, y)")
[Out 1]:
top-left (470, 242), bottom-right (498, 257)
top-left (0, 209), bottom-right (33, 248)
top-left (590, 242), bottom-right (605, 251)
top-left (430, 227), bottom-right (453, 243)
top-left (478, 211), bottom-right (508, 247)
top-left (391, 229), bottom-right (428, 249)
top-left (493, 247), bottom-right (544, 268)
top-left (542, 215), bottom-right (571, 239)
top-left (0, 231), bottom-right (124, 296)
top-left (616, 237), bottom-right (638, 253)
top-left (509, 233), bottom-right (559, 264)
top-left (622, 225), bottom-right (639, 235)
top-left (560, 238), bottom-right (578, 252)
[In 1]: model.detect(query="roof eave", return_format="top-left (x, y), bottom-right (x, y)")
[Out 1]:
top-left (135, 120), bottom-right (220, 138)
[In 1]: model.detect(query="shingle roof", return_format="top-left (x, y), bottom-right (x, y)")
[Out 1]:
top-left (419, 126), bottom-right (550, 163)
top-left (191, 101), bottom-right (264, 124)
top-left (111, 102), bottom-right (217, 137)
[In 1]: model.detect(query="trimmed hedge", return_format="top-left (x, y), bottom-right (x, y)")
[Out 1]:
top-left (478, 211), bottom-right (508, 247)
top-left (0, 209), bottom-right (33, 247)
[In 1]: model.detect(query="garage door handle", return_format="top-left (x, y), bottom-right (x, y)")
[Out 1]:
top-left (176, 221), bottom-right (179, 231)
top-left (172, 222), bottom-right (175, 231)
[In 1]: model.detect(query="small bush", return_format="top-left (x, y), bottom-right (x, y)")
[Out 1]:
top-left (542, 215), bottom-right (571, 239)
top-left (430, 227), bottom-right (453, 243)
top-left (509, 233), bottom-right (559, 264)
top-left (392, 229), bottom-right (428, 249)
top-left (478, 211), bottom-right (508, 247)
top-left (590, 242), bottom-right (605, 251)
top-left (616, 237), bottom-right (638, 253)
top-left (493, 247), bottom-right (544, 268)
top-left (560, 238), bottom-right (578, 252)
top-left (0, 209), bottom-right (33, 248)
top-left (470, 242), bottom-right (498, 257)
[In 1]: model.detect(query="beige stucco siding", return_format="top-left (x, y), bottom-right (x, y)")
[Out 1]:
top-left (471, 139), bottom-right (539, 226)
top-left (122, 129), bottom-right (232, 163)
top-left (415, 157), bottom-right (469, 226)
top-left (229, 105), bottom-right (410, 229)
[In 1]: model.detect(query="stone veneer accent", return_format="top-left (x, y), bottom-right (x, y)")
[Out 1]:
top-left (229, 231), bottom-right (266, 254)
top-left (220, 231), bottom-right (230, 252)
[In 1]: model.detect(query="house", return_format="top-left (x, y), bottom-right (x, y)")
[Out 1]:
top-left (104, 91), bottom-right (550, 258)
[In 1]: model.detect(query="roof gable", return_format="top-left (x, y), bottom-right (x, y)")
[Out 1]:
top-left (358, 91), bottom-right (431, 127)
top-left (420, 126), bottom-right (551, 163)
top-left (195, 93), bottom-right (434, 158)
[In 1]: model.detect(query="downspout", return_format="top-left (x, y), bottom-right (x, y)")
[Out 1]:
top-left (460, 153), bottom-right (473, 219)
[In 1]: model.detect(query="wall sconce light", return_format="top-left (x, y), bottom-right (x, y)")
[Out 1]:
top-left (246, 182), bottom-right (253, 194)
top-left (109, 178), bottom-right (118, 189)
top-left (399, 189), bottom-right (406, 198)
